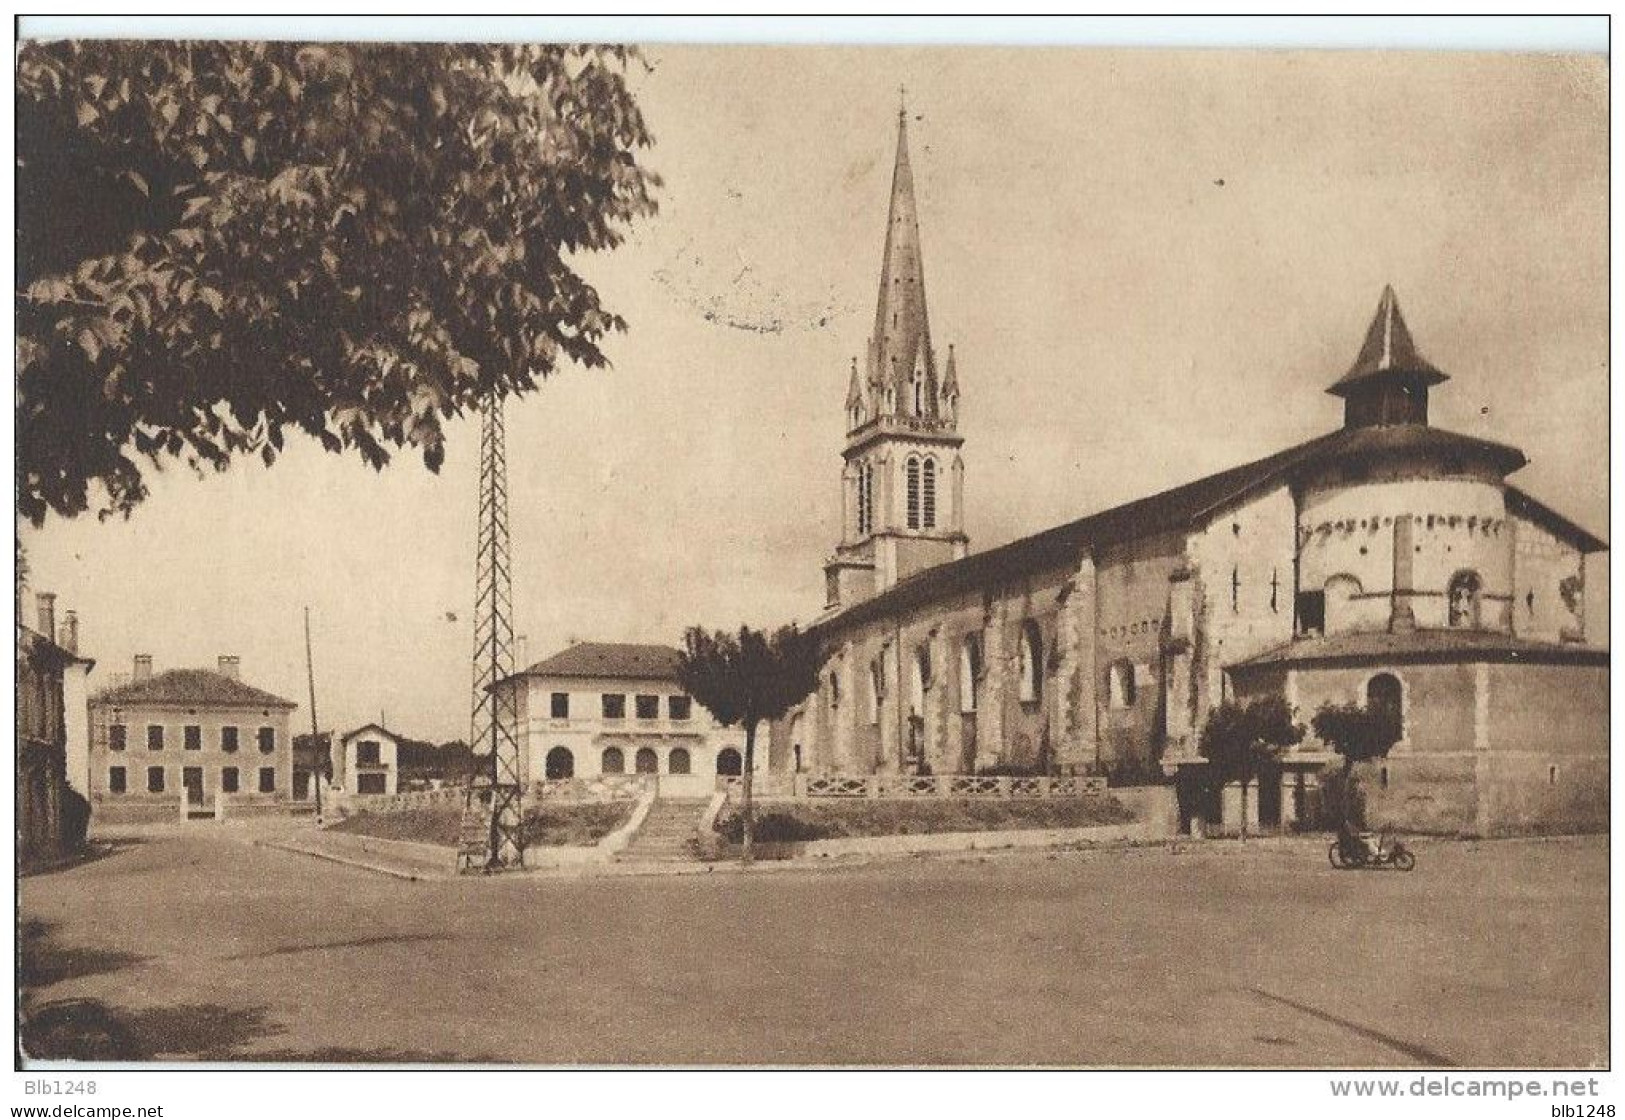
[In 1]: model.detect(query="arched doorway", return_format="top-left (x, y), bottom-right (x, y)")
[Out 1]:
top-left (601, 746), bottom-right (625, 775)
top-left (545, 746), bottom-right (574, 779)
top-left (669, 747), bottom-right (691, 775)
top-left (716, 747), bottom-right (742, 776)
top-left (635, 747), bottom-right (659, 774)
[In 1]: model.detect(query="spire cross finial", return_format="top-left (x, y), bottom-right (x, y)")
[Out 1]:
top-left (898, 84), bottom-right (907, 120)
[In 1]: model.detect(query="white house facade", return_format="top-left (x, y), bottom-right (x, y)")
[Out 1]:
top-left (336, 723), bottom-right (400, 797)
top-left (495, 642), bottom-right (755, 797)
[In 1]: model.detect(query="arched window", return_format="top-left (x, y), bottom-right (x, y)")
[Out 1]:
top-left (716, 747), bottom-right (742, 776)
top-left (1367, 673), bottom-right (1404, 743)
top-left (910, 645), bottom-right (931, 715)
top-left (669, 748), bottom-right (691, 775)
top-left (1448, 570), bottom-right (1482, 629)
top-left (1018, 621), bottom-right (1043, 704)
top-left (856, 462), bottom-right (873, 536)
top-left (869, 659), bottom-right (884, 725)
top-left (544, 747), bottom-right (574, 780)
top-left (959, 633), bottom-right (982, 714)
top-left (913, 376), bottom-right (924, 415)
top-left (1107, 660), bottom-right (1137, 710)
top-left (635, 747), bottom-right (659, 774)
top-left (921, 458), bottom-right (937, 529)
top-left (906, 457), bottom-right (921, 529)
top-left (829, 671), bottom-right (841, 709)
top-left (601, 747), bottom-right (625, 775)
top-left (1324, 574), bottom-right (1362, 634)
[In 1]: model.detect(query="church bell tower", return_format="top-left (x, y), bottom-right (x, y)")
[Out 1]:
top-left (824, 101), bottom-right (968, 611)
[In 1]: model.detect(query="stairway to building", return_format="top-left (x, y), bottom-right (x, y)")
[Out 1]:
top-left (618, 797), bottom-right (710, 863)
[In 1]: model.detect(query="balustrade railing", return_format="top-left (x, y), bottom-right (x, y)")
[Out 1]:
top-left (716, 773), bottom-right (1108, 802)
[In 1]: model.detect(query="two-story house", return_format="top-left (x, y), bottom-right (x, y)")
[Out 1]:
top-left (494, 642), bottom-right (750, 794)
top-left (17, 592), bottom-right (94, 864)
top-left (87, 654), bottom-right (298, 822)
top-left (335, 723), bottom-right (400, 796)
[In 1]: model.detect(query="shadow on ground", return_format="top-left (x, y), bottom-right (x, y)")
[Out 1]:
top-left (20, 919), bottom-right (149, 987)
top-left (21, 840), bottom-right (145, 880)
top-left (18, 920), bottom-right (497, 1064)
top-left (22, 999), bottom-right (279, 1061)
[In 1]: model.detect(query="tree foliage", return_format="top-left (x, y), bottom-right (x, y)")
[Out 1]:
top-left (677, 625), bottom-right (819, 734)
top-left (1199, 696), bottom-right (1302, 785)
top-left (677, 624), bottom-right (820, 863)
top-left (1198, 695), bottom-right (1303, 836)
top-left (17, 41), bottom-right (659, 524)
top-left (1311, 701), bottom-right (1402, 827)
top-left (1310, 702), bottom-right (1400, 771)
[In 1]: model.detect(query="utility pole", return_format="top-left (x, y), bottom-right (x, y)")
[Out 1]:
top-left (469, 391), bottom-right (523, 869)
top-left (304, 606), bottom-right (324, 822)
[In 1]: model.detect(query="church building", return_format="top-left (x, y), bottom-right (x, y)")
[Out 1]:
top-left (774, 107), bottom-right (1608, 837)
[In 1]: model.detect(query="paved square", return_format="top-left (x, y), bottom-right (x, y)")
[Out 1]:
top-left (19, 832), bottom-right (1606, 1066)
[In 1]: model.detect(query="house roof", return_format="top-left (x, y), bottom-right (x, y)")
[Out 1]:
top-left (510, 642), bottom-right (683, 683)
top-left (1232, 629), bottom-right (1609, 671)
top-left (817, 421), bottom-right (1555, 636)
top-left (1505, 486), bottom-right (1609, 554)
top-left (17, 625), bottom-right (94, 672)
top-left (340, 722), bottom-right (399, 744)
top-left (92, 668), bottom-right (297, 710)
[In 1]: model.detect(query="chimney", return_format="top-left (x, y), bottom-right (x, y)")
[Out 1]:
top-left (60, 610), bottom-right (78, 655)
top-left (133, 654), bottom-right (153, 682)
top-left (1390, 515), bottom-right (1417, 632)
top-left (35, 593), bottom-right (56, 645)
top-left (218, 655), bottom-right (241, 681)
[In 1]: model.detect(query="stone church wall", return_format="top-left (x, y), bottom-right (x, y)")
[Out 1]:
top-left (1510, 514), bottom-right (1586, 643)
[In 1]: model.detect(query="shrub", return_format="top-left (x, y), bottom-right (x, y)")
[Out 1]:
top-left (714, 810), bottom-right (831, 845)
top-left (60, 788), bottom-right (91, 852)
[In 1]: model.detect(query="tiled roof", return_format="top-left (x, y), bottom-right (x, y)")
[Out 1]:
top-left (515, 642), bottom-right (682, 682)
top-left (817, 422), bottom-right (1546, 635)
top-left (1329, 285), bottom-right (1449, 394)
top-left (17, 625), bottom-right (93, 671)
top-left (92, 668), bottom-right (297, 709)
top-left (340, 722), bottom-right (398, 744)
top-left (1233, 629), bottom-right (1609, 670)
top-left (1505, 486), bottom-right (1608, 553)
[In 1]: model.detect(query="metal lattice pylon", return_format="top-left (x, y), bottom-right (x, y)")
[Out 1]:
top-left (469, 391), bottom-right (524, 870)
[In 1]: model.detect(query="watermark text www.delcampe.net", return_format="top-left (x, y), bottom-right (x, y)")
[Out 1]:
top-left (11, 1108), bottom-right (163, 1119)
top-left (1329, 1076), bottom-right (1605, 1102)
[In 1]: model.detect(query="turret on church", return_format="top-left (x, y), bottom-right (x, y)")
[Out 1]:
top-left (825, 105), bottom-right (968, 610)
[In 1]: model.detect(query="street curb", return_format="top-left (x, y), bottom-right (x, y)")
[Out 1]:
top-left (255, 839), bottom-right (434, 882)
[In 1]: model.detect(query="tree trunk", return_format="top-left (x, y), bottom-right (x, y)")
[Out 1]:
top-left (1341, 756), bottom-right (1356, 831)
top-left (1239, 778), bottom-right (1249, 842)
top-left (740, 720), bottom-right (756, 866)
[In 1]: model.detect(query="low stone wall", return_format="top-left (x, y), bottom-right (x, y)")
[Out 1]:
top-left (742, 819), bottom-right (1160, 862)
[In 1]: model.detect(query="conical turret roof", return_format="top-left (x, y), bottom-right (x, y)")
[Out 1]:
top-left (1329, 285), bottom-right (1449, 396)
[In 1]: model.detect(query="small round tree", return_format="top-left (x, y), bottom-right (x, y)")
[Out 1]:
top-left (677, 624), bottom-right (819, 864)
top-left (1198, 695), bottom-right (1303, 839)
top-left (1311, 701), bottom-right (1402, 831)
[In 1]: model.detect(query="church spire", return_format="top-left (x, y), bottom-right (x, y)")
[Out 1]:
top-left (867, 94), bottom-right (936, 418)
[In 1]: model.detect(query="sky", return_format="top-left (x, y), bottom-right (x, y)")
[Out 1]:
top-left (19, 46), bottom-right (1609, 743)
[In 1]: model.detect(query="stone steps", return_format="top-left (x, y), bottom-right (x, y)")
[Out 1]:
top-left (619, 798), bottom-right (710, 862)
